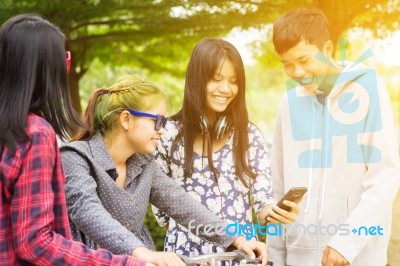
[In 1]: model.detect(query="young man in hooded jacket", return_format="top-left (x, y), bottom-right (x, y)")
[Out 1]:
top-left (268, 7), bottom-right (400, 266)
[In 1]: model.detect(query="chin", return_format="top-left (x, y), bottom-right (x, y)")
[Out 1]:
top-left (304, 84), bottom-right (318, 93)
top-left (147, 146), bottom-right (157, 154)
top-left (211, 105), bottom-right (229, 113)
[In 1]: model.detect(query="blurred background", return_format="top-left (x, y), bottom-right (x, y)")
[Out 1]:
top-left (1, 0), bottom-right (398, 264)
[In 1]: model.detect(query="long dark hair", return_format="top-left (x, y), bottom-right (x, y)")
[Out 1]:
top-left (172, 38), bottom-right (256, 186)
top-left (0, 14), bottom-right (81, 155)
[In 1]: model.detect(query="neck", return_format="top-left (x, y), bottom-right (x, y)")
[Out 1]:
top-left (204, 110), bottom-right (216, 125)
top-left (103, 133), bottom-right (133, 167)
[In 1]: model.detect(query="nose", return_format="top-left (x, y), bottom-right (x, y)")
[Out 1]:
top-left (157, 126), bottom-right (166, 135)
top-left (218, 80), bottom-right (230, 92)
top-left (292, 65), bottom-right (306, 79)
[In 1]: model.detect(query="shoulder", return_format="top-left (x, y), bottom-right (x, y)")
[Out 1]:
top-left (243, 122), bottom-right (266, 145)
top-left (247, 121), bottom-right (258, 131)
top-left (60, 140), bottom-right (92, 163)
top-left (161, 119), bottom-right (181, 142)
top-left (247, 122), bottom-right (263, 136)
top-left (61, 140), bottom-right (90, 153)
top-left (22, 114), bottom-right (57, 150)
top-left (166, 119), bottom-right (180, 132)
top-left (26, 114), bottom-right (55, 139)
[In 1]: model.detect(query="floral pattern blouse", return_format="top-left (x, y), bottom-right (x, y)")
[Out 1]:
top-left (152, 120), bottom-right (275, 264)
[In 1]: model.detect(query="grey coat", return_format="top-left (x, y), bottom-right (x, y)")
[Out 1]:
top-left (60, 134), bottom-right (237, 255)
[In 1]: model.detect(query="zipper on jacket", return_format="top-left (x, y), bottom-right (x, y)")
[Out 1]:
top-left (315, 97), bottom-right (330, 265)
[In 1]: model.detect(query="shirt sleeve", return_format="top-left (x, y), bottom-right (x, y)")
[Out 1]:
top-left (149, 162), bottom-right (237, 249)
top-left (327, 77), bottom-right (400, 263)
top-left (247, 124), bottom-right (276, 216)
top-left (10, 130), bottom-right (145, 266)
top-left (61, 148), bottom-right (149, 255)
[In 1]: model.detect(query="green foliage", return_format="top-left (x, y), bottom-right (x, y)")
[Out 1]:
top-left (79, 59), bottom-right (185, 115)
top-left (1, 0), bottom-right (400, 112)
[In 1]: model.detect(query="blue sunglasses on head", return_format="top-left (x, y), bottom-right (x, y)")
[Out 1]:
top-left (127, 109), bottom-right (167, 131)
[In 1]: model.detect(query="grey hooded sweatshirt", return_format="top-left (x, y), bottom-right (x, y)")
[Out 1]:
top-left (268, 62), bottom-right (400, 266)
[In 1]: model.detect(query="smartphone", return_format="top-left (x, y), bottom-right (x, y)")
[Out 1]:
top-left (276, 187), bottom-right (308, 212)
top-left (264, 187), bottom-right (307, 224)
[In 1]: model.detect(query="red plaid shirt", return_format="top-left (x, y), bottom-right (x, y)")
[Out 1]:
top-left (0, 114), bottom-right (145, 266)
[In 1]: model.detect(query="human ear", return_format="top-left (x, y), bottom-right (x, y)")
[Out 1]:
top-left (323, 40), bottom-right (334, 57)
top-left (119, 111), bottom-right (131, 130)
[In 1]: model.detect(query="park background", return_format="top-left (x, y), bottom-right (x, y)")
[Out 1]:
top-left (1, 0), bottom-right (399, 264)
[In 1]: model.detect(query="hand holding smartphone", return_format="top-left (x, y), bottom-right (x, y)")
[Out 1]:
top-left (264, 187), bottom-right (307, 224)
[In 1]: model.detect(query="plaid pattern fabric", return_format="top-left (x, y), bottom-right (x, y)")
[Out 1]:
top-left (0, 114), bottom-right (145, 266)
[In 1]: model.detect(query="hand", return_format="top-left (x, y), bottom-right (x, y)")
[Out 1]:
top-left (132, 246), bottom-right (185, 266)
top-left (232, 236), bottom-right (268, 266)
top-left (262, 201), bottom-right (299, 225)
top-left (322, 246), bottom-right (349, 266)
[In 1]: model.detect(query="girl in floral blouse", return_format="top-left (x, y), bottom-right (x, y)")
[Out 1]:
top-left (152, 38), bottom-right (300, 265)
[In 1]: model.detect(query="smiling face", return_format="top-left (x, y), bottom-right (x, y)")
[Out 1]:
top-left (279, 39), bottom-right (335, 93)
top-left (205, 58), bottom-right (238, 118)
top-left (127, 99), bottom-right (167, 154)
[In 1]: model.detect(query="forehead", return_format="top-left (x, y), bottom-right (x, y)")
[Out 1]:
top-left (214, 58), bottom-right (236, 77)
top-left (279, 40), bottom-right (320, 62)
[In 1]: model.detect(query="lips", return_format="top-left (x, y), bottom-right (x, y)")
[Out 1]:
top-left (213, 95), bottom-right (229, 103)
top-left (295, 76), bottom-right (315, 86)
top-left (151, 138), bottom-right (160, 145)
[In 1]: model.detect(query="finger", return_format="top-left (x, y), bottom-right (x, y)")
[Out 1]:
top-left (258, 243), bottom-right (268, 260)
top-left (267, 208), bottom-right (293, 224)
top-left (266, 216), bottom-right (280, 225)
top-left (270, 205), bottom-right (290, 217)
top-left (261, 254), bottom-right (267, 266)
top-left (273, 205), bottom-right (297, 223)
top-left (241, 243), bottom-right (256, 259)
top-left (283, 200), bottom-right (300, 215)
top-left (254, 243), bottom-right (267, 266)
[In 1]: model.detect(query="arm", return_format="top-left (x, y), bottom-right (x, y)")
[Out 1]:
top-left (149, 163), bottom-right (236, 249)
top-left (61, 148), bottom-right (146, 255)
top-left (326, 77), bottom-right (400, 263)
top-left (11, 130), bottom-right (145, 266)
top-left (246, 124), bottom-right (276, 218)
